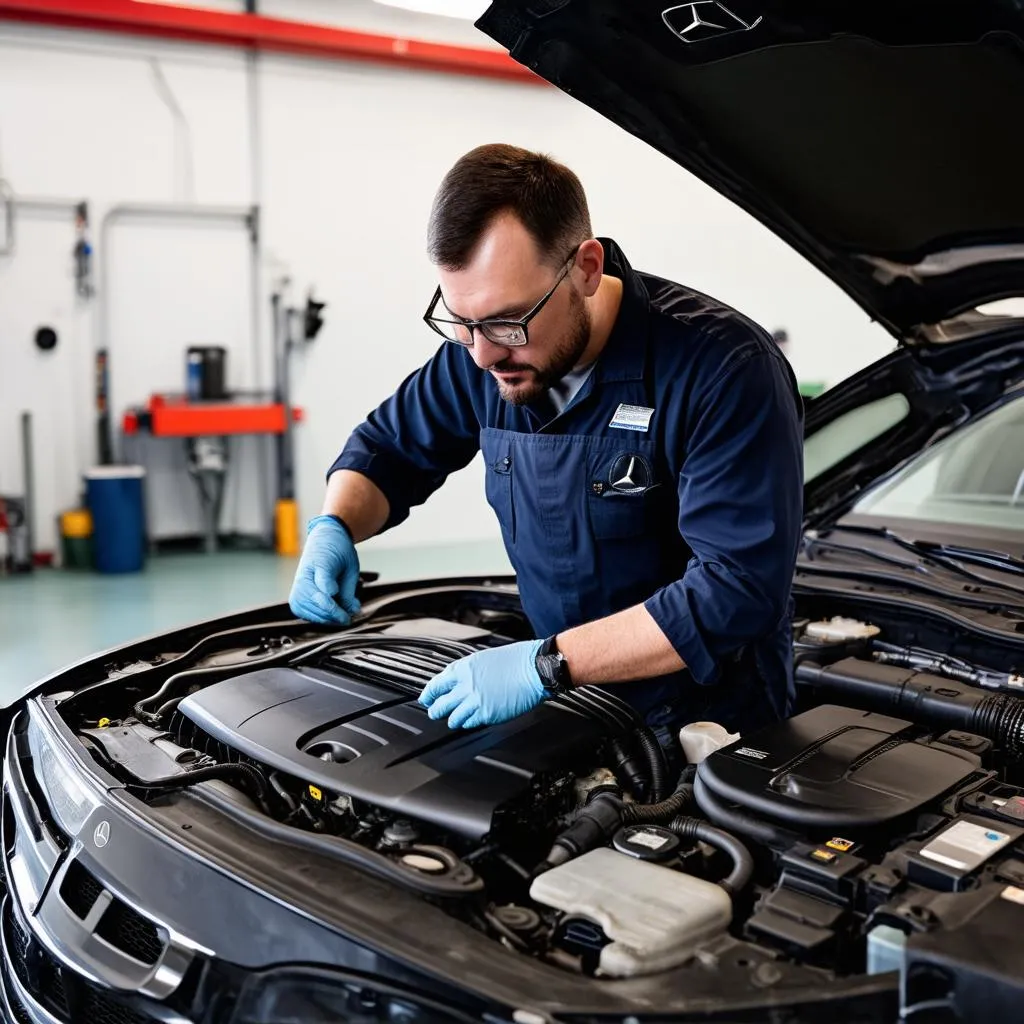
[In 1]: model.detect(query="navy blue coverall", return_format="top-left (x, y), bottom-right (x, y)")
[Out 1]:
top-left (330, 240), bottom-right (804, 736)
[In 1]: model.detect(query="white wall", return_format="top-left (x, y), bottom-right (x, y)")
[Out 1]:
top-left (0, 2), bottom-right (894, 557)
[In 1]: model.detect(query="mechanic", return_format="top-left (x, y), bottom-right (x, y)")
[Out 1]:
top-left (289, 144), bottom-right (804, 745)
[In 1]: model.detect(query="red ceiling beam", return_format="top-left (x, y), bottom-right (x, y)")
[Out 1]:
top-left (0, 0), bottom-right (540, 84)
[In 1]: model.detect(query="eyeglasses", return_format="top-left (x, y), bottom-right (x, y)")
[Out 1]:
top-left (422, 248), bottom-right (579, 348)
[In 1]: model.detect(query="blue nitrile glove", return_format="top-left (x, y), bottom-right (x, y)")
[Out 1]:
top-left (288, 515), bottom-right (362, 625)
top-left (418, 640), bottom-right (546, 729)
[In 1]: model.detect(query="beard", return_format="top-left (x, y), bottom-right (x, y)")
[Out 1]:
top-left (492, 288), bottom-right (592, 406)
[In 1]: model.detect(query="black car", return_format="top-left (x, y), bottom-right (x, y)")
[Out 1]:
top-left (6, 3), bottom-right (1024, 1022)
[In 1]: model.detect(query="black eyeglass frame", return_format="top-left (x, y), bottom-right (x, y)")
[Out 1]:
top-left (422, 246), bottom-right (581, 348)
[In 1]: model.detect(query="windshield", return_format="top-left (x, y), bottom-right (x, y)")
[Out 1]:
top-left (851, 391), bottom-right (1024, 532)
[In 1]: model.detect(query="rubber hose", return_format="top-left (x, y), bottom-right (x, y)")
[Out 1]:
top-left (268, 772), bottom-right (298, 813)
top-left (694, 773), bottom-right (800, 849)
top-left (795, 659), bottom-right (1024, 756)
top-left (131, 762), bottom-right (270, 805)
top-left (668, 816), bottom-right (754, 896)
top-left (609, 736), bottom-right (650, 800)
top-left (621, 783), bottom-right (694, 825)
top-left (635, 724), bottom-right (669, 803)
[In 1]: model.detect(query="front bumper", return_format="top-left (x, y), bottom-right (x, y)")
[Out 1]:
top-left (0, 704), bottom-right (467, 1024)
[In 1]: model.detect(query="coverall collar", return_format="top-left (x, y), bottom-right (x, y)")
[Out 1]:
top-left (589, 237), bottom-right (650, 385)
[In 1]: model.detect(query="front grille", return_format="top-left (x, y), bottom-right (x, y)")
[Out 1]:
top-left (59, 860), bottom-right (166, 966)
top-left (96, 900), bottom-right (165, 966)
top-left (39, 952), bottom-right (69, 1017)
top-left (82, 985), bottom-right (152, 1024)
top-left (6, 984), bottom-right (32, 1024)
top-left (61, 858), bottom-right (105, 919)
top-left (2, 897), bottom-right (159, 1024)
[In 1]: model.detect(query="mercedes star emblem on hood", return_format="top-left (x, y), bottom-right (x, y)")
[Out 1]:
top-left (662, 2), bottom-right (763, 43)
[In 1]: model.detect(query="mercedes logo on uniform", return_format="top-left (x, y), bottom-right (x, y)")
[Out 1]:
top-left (609, 454), bottom-right (654, 495)
top-left (94, 820), bottom-right (111, 848)
top-left (662, 2), bottom-right (763, 43)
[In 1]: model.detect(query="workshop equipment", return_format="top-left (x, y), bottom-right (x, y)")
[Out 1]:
top-left (96, 349), bottom-right (113, 465)
top-left (59, 508), bottom-right (94, 570)
top-left (20, 411), bottom-right (35, 566)
top-left (85, 465), bottom-right (146, 573)
top-left (0, 413), bottom-right (37, 573)
top-left (187, 436), bottom-right (228, 554)
top-left (271, 282), bottom-right (325, 557)
top-left (186, 345), bottom-right (228, 401)
top-left (0, 497), bottom-right (30, 574)
top-left (122, 395), bottom-right (303, 553)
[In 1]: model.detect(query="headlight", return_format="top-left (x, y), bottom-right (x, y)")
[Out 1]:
top-left (27, 707), bottom-right (100, 837)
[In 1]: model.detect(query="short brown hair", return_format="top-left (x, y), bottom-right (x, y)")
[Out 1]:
top-left (427, 144), bottom-right (593, 270)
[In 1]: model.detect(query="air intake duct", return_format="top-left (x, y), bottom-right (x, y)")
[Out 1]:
top-left (795, 658), bottom-right (1024, 757)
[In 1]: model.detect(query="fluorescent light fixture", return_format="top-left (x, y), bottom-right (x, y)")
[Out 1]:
top-left (372, 0), bottom-right (491, 20)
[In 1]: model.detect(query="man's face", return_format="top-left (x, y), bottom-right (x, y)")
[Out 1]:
top-left (435, 214), bottom-right (592, 406)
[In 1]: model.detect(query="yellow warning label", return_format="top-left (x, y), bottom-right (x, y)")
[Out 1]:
top-left (826, 837), bottom-right (855, 853)
top-left (98, 718), bottom-right (111, 728)
top-left (308, 785), bottom-right (323, 802)
top-left (811, 848), bottom-right (837, 863)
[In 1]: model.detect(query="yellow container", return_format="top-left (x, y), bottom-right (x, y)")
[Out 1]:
top-left (275, 498), bottom-right (300, 557)
top-left (61, 508), bottom-right (93, 539)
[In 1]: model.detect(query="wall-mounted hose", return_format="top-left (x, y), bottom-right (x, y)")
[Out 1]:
top-left (667, 816), bottom-right (753, 897)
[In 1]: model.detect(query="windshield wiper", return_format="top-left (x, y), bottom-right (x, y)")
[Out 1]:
top-left (826, 524), bottom-right (1024, 578)
top-left (914, 541), bottom-right (1024, 576)
top-left (804, 525), bottom-right (1024, 601)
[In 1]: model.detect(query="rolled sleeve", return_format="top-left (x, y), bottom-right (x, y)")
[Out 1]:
top-left (328, 343), bottom-right (481, 532)
top-left (646, 345), bottom-right (803, 686)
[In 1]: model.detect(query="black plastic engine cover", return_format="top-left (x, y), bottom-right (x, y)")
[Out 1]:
top-left (698, 705), bottom-right (981, 830)
top-left (178, 666), bottom-right (606, 839)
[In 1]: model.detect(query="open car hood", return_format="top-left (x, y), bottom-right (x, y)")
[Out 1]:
top-left (478, 0), bottom-right (1024, 341)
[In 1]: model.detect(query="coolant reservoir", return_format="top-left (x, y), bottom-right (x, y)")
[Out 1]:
top-left (679, 722), bottom-right (739, 763)
top-left (804, 617), bottom-right (880, 643)
top-left (530, 847), bottom-right (732, 977)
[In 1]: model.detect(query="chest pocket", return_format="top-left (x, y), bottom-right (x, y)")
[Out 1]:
top-left (587, 450), bottom-right (661, 541)
top-left (481, 429), bottom-right (516, 544)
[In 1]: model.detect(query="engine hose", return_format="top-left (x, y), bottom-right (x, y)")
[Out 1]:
top-left (621, 782), bottom-right (694, 825)
top-left (129, 763), bottom-right (271, 808)
top-left (667, 816), bottom-right (754, 897)
top-left (268, 772), bottom-right (298, 813)
top-left (694, 774), bottom-right (800, 849)
top-left (635, 724), bottom-right (669, 803)
top-left (795, 659), bottom-right (1024, 757)
top-left (609, 737), bottom-right (651, 801)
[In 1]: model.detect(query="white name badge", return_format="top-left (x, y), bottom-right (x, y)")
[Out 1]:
top-left (609, 403), bottom-right (655, 432)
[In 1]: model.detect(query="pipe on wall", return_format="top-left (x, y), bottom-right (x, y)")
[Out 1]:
top-left (95, 202), bottom-right (258, 463)
top-left (0, 0), bottom-right (539, 84)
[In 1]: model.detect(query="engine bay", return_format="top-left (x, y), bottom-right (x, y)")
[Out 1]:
top-left (41, 584), bottom-right (1024, 1009)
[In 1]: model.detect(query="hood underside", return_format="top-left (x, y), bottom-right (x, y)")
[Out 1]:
top-left (478, 0), bottom-right (1024, 339)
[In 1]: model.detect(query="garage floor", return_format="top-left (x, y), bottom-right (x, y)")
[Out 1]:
top-left (0, 541), bottom-right (511, 705)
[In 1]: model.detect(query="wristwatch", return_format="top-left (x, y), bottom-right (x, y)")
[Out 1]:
top-left (535, 635), bottom-right (573, 697)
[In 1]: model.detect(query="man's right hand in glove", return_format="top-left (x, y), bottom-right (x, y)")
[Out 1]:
top-left (289, 514), bottom-right (362, 625)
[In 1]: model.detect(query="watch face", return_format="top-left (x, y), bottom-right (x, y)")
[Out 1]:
top-left (538, 653), bottom-right (569, 693)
